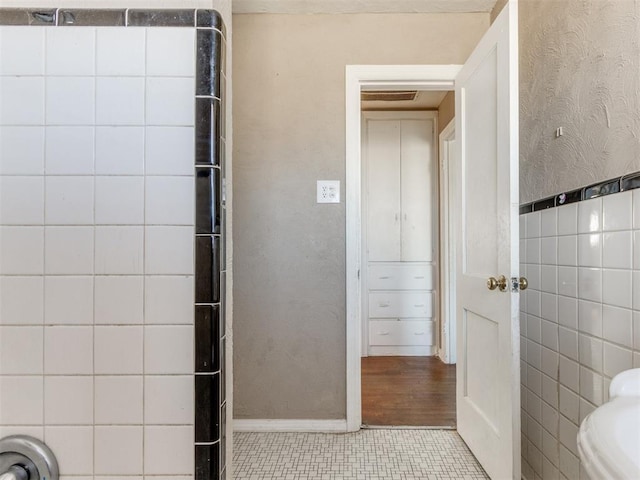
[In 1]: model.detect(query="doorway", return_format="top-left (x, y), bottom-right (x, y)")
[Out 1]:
top-left (359, 104), bottom-right (457, 427)
top-left (345, 65), bottom-right (462, 431)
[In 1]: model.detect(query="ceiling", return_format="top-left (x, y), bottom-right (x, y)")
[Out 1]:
top-left (361, 90), bottom-right (448, 111)
top-left (232, 0), bottom-right (499, 14)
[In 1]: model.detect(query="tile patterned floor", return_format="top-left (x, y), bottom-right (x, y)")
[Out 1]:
top-left (233, 429), bottom-right (489, 479)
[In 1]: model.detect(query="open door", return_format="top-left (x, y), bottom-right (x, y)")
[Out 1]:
top-left (455, 2), bottom-right (520, 479)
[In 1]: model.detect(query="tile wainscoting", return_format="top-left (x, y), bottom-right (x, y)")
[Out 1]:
top-left (519, 187), bottom-right (640, 479)
top-left (0, 8), bottom-right (227, 479)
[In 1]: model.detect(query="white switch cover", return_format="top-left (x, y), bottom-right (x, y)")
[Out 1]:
top-left (317, 180), bottom-right (340, 203)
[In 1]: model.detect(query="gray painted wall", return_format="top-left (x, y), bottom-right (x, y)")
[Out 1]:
top-left (519, 0), bottom-right (640, 203)
top-left (232, 13), bottom-right (488, 419)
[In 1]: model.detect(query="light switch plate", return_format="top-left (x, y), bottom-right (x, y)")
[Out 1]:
top-left (317, 180), bottom-right (340, 203)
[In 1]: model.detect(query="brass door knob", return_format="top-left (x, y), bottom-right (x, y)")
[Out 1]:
top-left (519, 277), bottom-right (528, 290)
top-left (487, 275), bottom-right (507, 291)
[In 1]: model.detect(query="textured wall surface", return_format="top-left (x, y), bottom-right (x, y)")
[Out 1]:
top-left (519, 0), bottom-right (640, 203)
top-left (232, 12), bottom-right (488, 419)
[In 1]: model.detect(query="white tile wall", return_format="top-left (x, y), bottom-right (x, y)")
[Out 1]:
top-left (94, 326), bottom-right (144, 374)
top-left (46, 77), bottom-right (95, 125)
top-left (94, 426), bottom-right (144, 475)
top-left (0, 25), bottom-right (197, 478)
top-left (95, 176), bottom-right (145, 225)
top-left (45, 126), bottom-right (95, 174)
top-left (144, 325), bottom-right (193, 374)
top-left (45, 226), bottom-right (95, 274)
top-left (144, 276), bottom-right (193, 324)
top-left (145, 127), bottom-right (195, 175)
top-left (0, 176), bottom-right (45, 225)
top-left (94, 276), bottom-right (144, 325)
top-left (44, 376), bottom-right (94, 425)
top-left (94, 226), bottom-right (144, 274)
top-left (521, 190), bottom-right (640, 480)
top-left (0, 126), bottom-right (45, 174)
top-left (96, 28), bottom-right (146, 77)
top-left (46, 28), bottom-right (96, 76)
top-left (45, 176), bottom-right (95, 224)
top-left (1, 276), bottom-right (44, 325)
top-left (95, 376), bottom-right (143, 425)
top-left (95, 126), bottom-right (145, 175)
top-left (144, 375), bottom-right (194, 425)
top-left (633, 190), bottom-right (640, 229)
top-left (46, 426), bottom-right (95, 474)
top-left (144, 426), bottom-right (194, 475)
top-left (145, 226), bottom-right (194, 274)
top-left (145, 77), bottom-right (195, 126)
top-left (0, 77), bottom-right (45, 125)
top-left (0, 27), bottom-right (45, 75)
top-left (146, 28), bottom-right (195, 77)
top-left (45, 276), bottom-right (94, 325)
top-left (0, 326), bottom-right (43, 374)
top-left (0, 227), bottom-right (44, 274)
top-left (96, 77), bottom-right (145, 125)
top-left (0, 376), bottom-right (44, 424)
top-left (44, 326), bottom-right (93, 374)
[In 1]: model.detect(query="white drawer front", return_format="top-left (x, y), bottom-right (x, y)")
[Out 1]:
top-left (369, 320), bottom-right (435, 346)
top-left (368, 264), bottom-right (432, 290)
top-left (368, 292), bottom-right (432, 318)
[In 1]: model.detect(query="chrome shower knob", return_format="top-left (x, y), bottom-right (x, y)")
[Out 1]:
top-left (0, 436), bottom-right (58, 480)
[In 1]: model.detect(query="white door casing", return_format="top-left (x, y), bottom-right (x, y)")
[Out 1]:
top-left (455, 2), bottom-right (520, 479)
top-left (438, 119), bottom-right (456, 364)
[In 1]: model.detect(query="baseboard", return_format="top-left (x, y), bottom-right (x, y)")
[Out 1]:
top-left (233, 418), bottom-right (348, 433)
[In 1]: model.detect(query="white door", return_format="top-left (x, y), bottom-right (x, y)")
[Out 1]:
top-left (366, 119), bottom-right (401, 262)
top-left (455, 2), bottom-right (520, 479)
top-left (400, 119), bottom-right (434, 262)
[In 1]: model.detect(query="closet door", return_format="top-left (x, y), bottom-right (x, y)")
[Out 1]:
top-left (367, 120), bottom-right (401, 261)
top-left (401, 119), bottom-right (434, 261)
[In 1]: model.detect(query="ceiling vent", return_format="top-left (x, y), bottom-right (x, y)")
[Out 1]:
top-left (361, 90), bottom-right (418, 102)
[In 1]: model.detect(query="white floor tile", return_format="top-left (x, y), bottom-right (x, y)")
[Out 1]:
top-left (233, 430), bottom-right (488, 479)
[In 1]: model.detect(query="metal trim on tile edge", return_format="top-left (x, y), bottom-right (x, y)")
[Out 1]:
top-left (192, 12), bottom-right (226, 480)
top-left (519, 170), bottom-right (640, 215)
top-left (0, 8), bottom-right (225, 36)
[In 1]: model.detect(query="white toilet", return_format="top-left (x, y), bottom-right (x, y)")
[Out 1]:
top-left (577, 369), bottom-right (640, 479)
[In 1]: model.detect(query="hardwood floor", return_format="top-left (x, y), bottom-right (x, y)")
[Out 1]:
top-left (361, 356), bottom-right (456, 427)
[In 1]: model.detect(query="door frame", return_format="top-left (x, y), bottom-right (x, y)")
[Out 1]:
top-left (345, 65), bottom-right (462, 431)
top-left (438, 119), bottom-right (456, 364)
